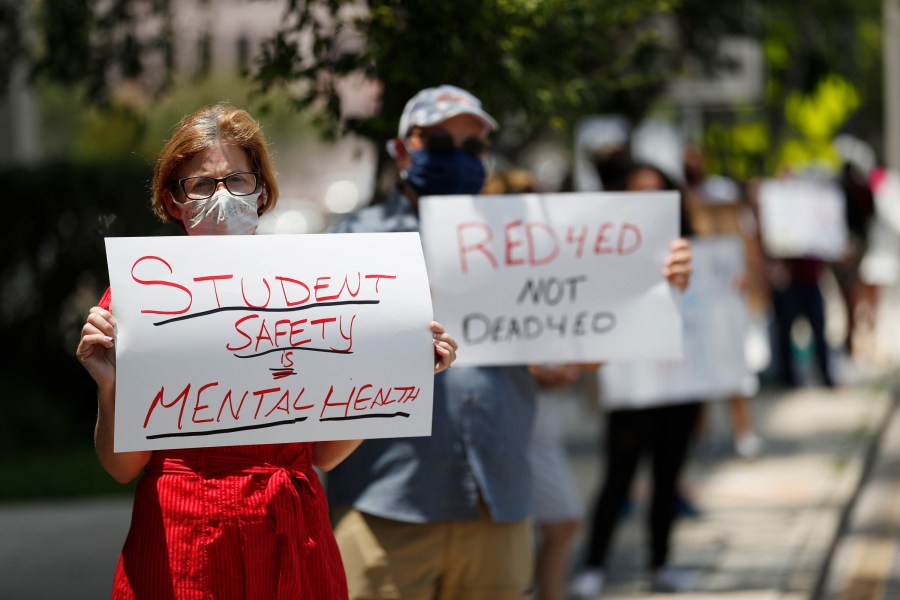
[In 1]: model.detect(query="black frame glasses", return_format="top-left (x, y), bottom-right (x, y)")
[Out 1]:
top-left (175, 172), bottom-right (260, 201)
top-left (416, 130), bottom-right (487, 156)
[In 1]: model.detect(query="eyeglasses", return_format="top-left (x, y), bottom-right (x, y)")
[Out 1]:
top-left (175, 172), bottom-right (260, 201)
top-left (416, 130), bottom-right (487, 156)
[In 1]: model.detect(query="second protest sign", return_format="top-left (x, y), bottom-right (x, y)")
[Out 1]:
top-left (419, 192), bottom-right (683, 366)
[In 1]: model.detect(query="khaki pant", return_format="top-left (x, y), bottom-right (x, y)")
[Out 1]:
top-left (333, 505), bottom-right (534, 600)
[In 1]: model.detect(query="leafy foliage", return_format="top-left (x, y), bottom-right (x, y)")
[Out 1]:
top-left (0, 159), bottom-right (171, 450)
top-left (8, 0), bottom-right (175, 103)
top-left (5, 1), bottom-right (885, 160)
top-left (701, 0), bottom-right (883, 179)
top-left (3, 1), bottom-right (757, 147)
top-left (253, 0), bottom-right (721, 146)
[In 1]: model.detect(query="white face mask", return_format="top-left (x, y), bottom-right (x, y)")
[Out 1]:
top-left (181, 188), bottom-right (262, 236)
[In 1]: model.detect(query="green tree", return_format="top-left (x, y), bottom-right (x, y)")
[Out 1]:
top-left (700, 0), bottom-right (883, 178)
top-left (6, 1), bottom-right (765, 152)
top-left (6, 1), bottom-right (885, 163)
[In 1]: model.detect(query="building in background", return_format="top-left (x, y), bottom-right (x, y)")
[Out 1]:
top-left (0, 0), bottom-right (380, 232)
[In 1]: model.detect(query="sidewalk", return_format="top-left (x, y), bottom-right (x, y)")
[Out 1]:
top-left (561, 376), bottom-right (899, 600)
top-left (818, 374), bottom-right (900, 600)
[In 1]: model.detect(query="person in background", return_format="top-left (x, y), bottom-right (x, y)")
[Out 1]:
top-left (748, 173), bottom-right (836, 389)
top-left (570, 162), bottom-right (701, 598)
top-left (857, 167), bottom-right (900, 362)
top-left (485, 166), bottom-right (589, 600)
top-left (327, 86), bottom-right (693, 600)
top-left (527, 363), bottom-right (588, 600)
top-left (684, 147), bottom-right (766, 460)
top-left (834, 158), bottom-right (876, 358)
top-left (75, 104), bottom-right (458, 599)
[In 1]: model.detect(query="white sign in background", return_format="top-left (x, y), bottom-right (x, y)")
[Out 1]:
top-left (419, 192), bottom-right (682, 366)
top-left (758, 178), bottom-right (848, 260)
top-left (600, 236), bottom-right (750, 409)
top-left (106, 233), bottom-right (435, 452)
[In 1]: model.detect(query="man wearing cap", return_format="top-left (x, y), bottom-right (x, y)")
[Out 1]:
top-left (328, 84), bottom-right (537, 600)
top-left (327, 84), bottom-right (692, 599)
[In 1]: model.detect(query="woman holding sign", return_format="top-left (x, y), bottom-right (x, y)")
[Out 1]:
top-left (75, 104), bottom-right (458, 599)
top-left (570, 162), bottom-right (701, 598)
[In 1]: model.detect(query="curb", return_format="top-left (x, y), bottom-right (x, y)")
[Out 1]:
top-left (810, 377), bottom-right (900, 600)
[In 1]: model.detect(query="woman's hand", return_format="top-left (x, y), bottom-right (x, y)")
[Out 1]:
top-left (77, 306), bottom-right (151, 483)
top-left (663, 238), bottom-right (692, 292)
top-left (76, 306), bottom-right (117, 388)
top-left (431, 321), bottom-right (458, 374)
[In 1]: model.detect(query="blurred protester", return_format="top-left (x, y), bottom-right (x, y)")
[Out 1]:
top-left (859, 168), bottom-right (900, 363)
top-left (770, 260), bottom-right (835, 388)
top-left (327, 86), bottom-right (692, 600)
top-left (328, 86), bottom-right (537, 600)
top-left (75, 104), bottom-right (457, 599)
top-left (486, 166), bottom-right (588, 600)
top-left (528, 363), bottom-right (589, 600)
top-left (570, 162), bottom-right (700, 598)
top-left (834, 158), bottom-right (876, 357)
top-left (751, 175), bottom-right (836, 388)
top-left (748, 167), bottom-right (844, 388)
top-left (589, 145), bottom-right (632, 191)
top-left (684, 148), bottom-right (766, 460)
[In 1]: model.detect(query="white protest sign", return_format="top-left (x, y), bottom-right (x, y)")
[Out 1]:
top-left (600, 236), bottom-right (749, 409)
top-left (419, 192), bottom-right (682, 366)
top-left (758, 178), bottom-right (848, 260)
top-left (105, 233), bottom-right (434, 452)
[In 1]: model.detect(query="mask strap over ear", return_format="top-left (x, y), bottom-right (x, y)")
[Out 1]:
top-left (258, 184), bottom-right (269, 211)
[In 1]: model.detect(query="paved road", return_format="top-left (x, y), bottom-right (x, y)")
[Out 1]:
top-left (0, 497), bottom-right (131, 599)
top-left (818, 380), bottom-right (900, 600)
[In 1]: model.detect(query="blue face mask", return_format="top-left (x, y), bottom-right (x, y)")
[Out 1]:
top-left (405, 147), bottom-right (486, 196)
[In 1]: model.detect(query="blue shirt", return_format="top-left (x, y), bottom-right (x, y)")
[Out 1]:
top-left (327, 190), bottom-right (537, 522)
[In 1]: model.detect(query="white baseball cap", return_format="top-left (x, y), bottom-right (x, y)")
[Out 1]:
top-left (397, 84), bottom-right (498, 138)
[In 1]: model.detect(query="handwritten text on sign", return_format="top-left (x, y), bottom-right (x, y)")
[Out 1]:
top-left (419, 192), bottom-right (682, 366)
top-left (105, 233), bottom-right (434, 452)
top-left (601, 235), bottom-right (750, 409)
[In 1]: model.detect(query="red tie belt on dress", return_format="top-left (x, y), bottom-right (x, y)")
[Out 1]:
top-left (147, 451), bottom-right (319, 598)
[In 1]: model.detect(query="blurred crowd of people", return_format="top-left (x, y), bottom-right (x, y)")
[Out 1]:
top-left (485, 120), bottom-right (895, 599)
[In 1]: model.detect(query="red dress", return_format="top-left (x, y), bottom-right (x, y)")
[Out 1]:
top-left (99, 291), bottom-right (349, 599)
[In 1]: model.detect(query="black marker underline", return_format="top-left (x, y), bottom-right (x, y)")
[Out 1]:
top-left (145, 411), bottom-right (411, 438)
top-left (320, 412), bottom-right (410, 422)
top-left (236, 347), bottom-right (352, 359)
top-left (146, 417), bottom-right (308, 438)
top-left (153, 299), bottom-right (380, 326)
